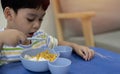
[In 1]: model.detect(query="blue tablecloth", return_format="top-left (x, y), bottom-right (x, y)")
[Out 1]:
top-left (1, 47), bottom-right (120, 74)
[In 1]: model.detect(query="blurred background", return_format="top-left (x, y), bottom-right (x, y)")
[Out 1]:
top-left (0, 0), bottom-right (120, 37)
top-left (0, 0), bottom-right (120, 53)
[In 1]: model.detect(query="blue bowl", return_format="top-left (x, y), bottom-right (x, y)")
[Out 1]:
top-left (48, 58), bottom-right (71, 74)
top-left (20, 48), bottom-right (59, 72)
top-left (54, 46), bottom-right (73, 59)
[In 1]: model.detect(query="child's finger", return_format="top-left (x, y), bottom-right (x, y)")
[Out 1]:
top-left (19, 33), bottom-right (27, 44)
top-left (78, 49), bottom-right (84, 58)
top-left (90, 49), bottom-right (95, 59)
top-left (0, 42), bottom-right (3, 50)
top-left (88, 49), bottom-right (94, 60)
top-left (86, 48), bottom-right (92, 60)
top-left (83, 47), bottom-right (89, 61)
top-left (79, 48), bottom-right (88, 61)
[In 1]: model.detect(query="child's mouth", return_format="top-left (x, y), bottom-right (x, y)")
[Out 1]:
top-left (27, 33), bottom-right (34, 37)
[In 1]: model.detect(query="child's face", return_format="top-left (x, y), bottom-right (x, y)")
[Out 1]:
top-left (6, 8), bottom-right (45, 37)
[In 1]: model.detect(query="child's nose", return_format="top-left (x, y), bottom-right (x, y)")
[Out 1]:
top-left (33, 21), bottom-right (41, 29)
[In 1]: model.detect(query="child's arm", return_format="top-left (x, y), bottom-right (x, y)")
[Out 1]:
top-left (58, 40), bottom-right (94, 61)
top-left (0, 29), bottom-right (27, 48)
top-left (33, 31), bottom-right (94, 61)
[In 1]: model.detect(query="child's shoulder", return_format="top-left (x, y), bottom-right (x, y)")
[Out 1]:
top-left (33, 30), bottom-right (48, 38)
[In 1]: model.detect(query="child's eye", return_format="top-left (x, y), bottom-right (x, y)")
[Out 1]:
top-left (27, 18), bottom-right (35, 22)
top-left (39, 18), bottom-right (43, 22)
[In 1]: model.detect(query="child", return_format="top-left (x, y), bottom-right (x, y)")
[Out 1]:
top-left (0, 0), bottom-right (94, 62)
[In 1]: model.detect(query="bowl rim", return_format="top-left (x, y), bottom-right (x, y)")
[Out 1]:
top-left (48, 58), bottom-right (72, 67)
top-left (20, 48), bottom-right (60, 63)
top-left (54, 46), bottom-right (73, 53)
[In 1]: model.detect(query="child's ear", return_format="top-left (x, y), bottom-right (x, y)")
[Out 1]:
top-left (4, 7), bottom-right (15, 21)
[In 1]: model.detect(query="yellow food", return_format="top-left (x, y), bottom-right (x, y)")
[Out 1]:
top-left (25, 50), bottom-right (57, 62)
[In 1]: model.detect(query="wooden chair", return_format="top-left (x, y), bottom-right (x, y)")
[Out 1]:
top-left (51, 0), bottom-right (96, 47)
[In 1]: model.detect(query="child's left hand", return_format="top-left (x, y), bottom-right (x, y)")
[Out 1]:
top-left (73, 44), bottom-right (94, 61)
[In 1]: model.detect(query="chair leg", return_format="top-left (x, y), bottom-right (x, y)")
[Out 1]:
top-left (81, 18), bottom-right (95, 47)
top-left (55, 19), bottom-right (64, 41)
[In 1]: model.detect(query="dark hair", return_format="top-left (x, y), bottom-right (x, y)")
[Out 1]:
top-left (1, 0), bottom-right (50, 13)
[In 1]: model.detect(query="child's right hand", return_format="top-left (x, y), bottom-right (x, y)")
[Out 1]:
top-left (0, 29), bottom-right (27, 47)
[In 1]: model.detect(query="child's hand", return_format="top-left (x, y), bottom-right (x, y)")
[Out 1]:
top-left (73, 44), bottom-right (94, 61)
top-left (0, 29), bottom-right (27, 47)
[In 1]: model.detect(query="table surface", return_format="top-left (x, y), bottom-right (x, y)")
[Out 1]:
top-left (1, 47), bottom-right (120, 74)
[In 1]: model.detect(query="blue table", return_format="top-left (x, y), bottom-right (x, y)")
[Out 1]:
top-left (1, 47), bottom-right (120, 74)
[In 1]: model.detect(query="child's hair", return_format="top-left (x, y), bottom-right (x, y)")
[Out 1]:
top-left (1, 0), bottom-right (50, 13)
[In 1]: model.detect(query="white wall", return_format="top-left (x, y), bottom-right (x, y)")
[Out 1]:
top-left (0, 2), bottom-right (56, 37)
top-left (40, 4), bottom-right (56, 37)
top-left (60, 0), bottom-right (120, 37)
top-left (0, 2), bottom-right (6, 28)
